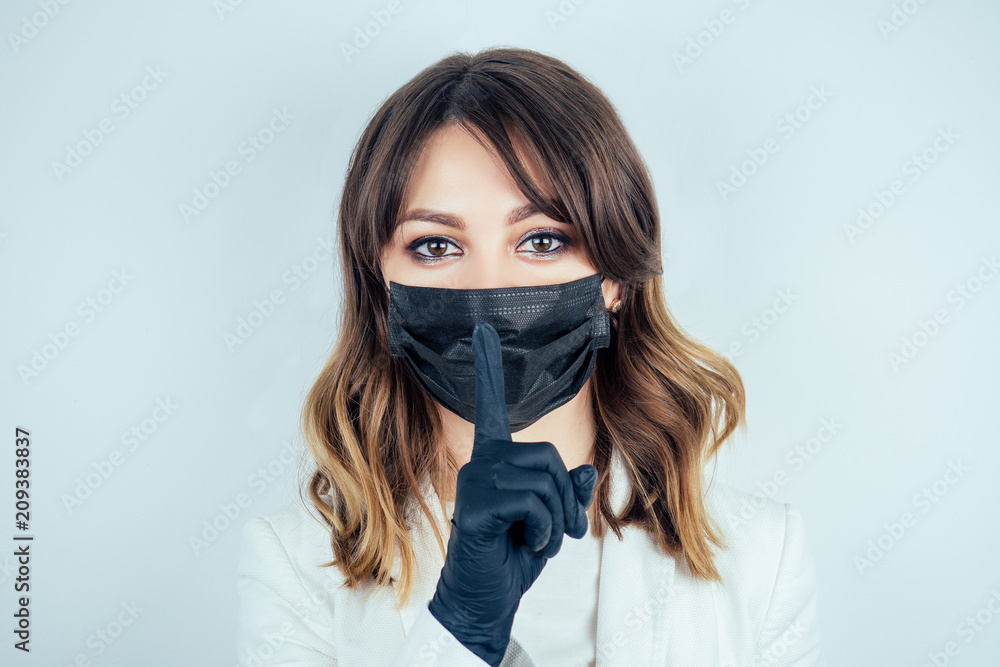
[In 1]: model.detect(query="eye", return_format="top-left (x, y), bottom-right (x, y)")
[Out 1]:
top-left (406, 236), bottom-right (460, 262)
top-left (517, 231), bottom-right (569, 255)
top-left (404, 229), bottom-right (573, 264)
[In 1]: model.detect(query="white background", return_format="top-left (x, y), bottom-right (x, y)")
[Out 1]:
top-left (1, 0), bottom-right (998, 665)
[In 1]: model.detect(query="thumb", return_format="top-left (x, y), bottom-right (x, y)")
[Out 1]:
top-left (570, 465), bottom-right (598, 509)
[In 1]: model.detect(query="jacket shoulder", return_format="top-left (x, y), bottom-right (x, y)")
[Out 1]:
top-left (702, 479), bottom-right (824, 663)
top-left (702, 479), bottom-right (806, 593)
top-left (704, 479), bottom-right (789, 555)
top-left (241, 494), bottom-right (343, 590)
top-left (237, 496), bottom-right (491, 666)
top-left (236, 495), bottom-right (346, 664)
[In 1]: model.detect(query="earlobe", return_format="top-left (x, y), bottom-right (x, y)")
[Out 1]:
top-left (600, 277), bottom-right (621, 311)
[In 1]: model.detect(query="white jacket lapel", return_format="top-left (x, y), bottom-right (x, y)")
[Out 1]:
top-left (594, 448), bottom-right (734, 666)
top-left (593, 448), bottom-right (677, 666)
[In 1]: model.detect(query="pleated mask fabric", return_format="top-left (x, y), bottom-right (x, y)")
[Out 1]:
top-left (387, 272), bottom-right (611, 432)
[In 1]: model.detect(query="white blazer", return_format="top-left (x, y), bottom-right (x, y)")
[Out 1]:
top-left (236, 447), bottom-right (825, 666)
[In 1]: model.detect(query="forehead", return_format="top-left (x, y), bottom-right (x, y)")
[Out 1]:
top-left (403, 124), bottom-right (553, 206)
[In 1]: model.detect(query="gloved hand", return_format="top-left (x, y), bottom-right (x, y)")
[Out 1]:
top-left (427, 321), bottom-right (599, 667)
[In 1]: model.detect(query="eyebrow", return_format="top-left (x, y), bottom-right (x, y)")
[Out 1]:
top-left (397, 203), bottom-right (547, 230)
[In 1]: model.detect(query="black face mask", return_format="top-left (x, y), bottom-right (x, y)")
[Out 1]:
top-left (387, 272), bottom-right (611, 433)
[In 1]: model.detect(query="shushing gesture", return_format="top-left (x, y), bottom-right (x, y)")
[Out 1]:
top-left (427, 321), bottom-right (599, 667)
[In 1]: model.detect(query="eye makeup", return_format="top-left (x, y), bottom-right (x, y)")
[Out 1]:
top-left (404, 228), bottom-right (574, 264)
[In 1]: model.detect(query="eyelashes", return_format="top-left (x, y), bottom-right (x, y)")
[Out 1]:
top-left (404, 230), bottom-right (573, 263)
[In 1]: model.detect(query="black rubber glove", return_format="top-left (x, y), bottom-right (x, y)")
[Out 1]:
top-left (427, 321), bottom-right (599, 667)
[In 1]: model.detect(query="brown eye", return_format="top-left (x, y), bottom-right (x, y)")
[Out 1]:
top-left (517, 231), bottom-right (570, 256)
top-left (406, 236), bottom-right (461, 263)
top-left (530, 236), bottom-right (553, 252)
top-left (426, 240), bottom-right (449, 256)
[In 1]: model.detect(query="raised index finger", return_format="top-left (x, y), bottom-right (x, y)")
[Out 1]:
top-left (472, 321), bottom-right (512, 445)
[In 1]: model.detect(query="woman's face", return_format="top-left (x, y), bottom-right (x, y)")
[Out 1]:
top-left (381, 123), bottom-right (620, 308)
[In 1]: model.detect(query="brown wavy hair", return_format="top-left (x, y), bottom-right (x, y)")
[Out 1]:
top-left (299, 46), bottom-right (746, 610)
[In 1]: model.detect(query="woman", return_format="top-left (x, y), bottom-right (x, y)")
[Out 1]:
top-left (236, 47), bottom-right (824, 666)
